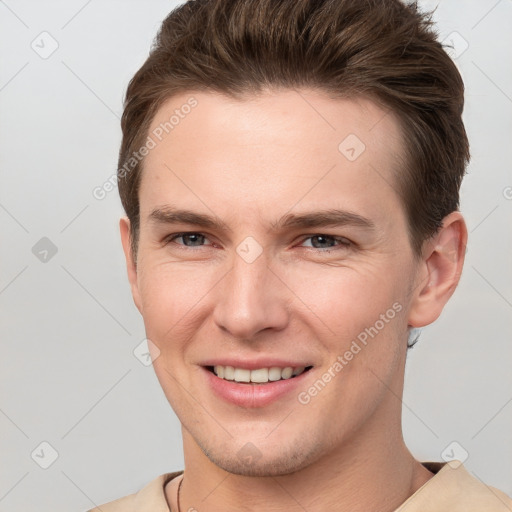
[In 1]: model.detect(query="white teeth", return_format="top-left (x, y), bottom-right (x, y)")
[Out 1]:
top-left (268, 367), bottom-right (282, 381)
top-left (281, 367), bottom-right (293, 379)
top-left (234, 368), bottom-right (251, 383)
top-left (212, 365), bottom-right (308, 383)
top-left (250, 368), bottom-right (268, 383)
top-left (224, 366), bottom-right (235, 380)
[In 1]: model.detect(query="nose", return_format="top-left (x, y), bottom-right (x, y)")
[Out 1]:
top-left (212, 246), bottom-right (290, 341)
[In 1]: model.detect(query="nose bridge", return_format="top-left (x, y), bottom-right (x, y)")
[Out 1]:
top-left (213, 244), bottom-right (288, 338)
top-left (234, 243), bottom-right (272, 294)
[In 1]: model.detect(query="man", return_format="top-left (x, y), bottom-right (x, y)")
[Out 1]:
top-left (90, 0), bottom-right (512, 510)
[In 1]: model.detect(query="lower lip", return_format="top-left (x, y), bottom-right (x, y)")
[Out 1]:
top-left (202, 367), bottom-right (312, 408)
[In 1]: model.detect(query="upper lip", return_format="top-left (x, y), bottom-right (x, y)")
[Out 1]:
top-left (200, 358), bottom-right (314, 370)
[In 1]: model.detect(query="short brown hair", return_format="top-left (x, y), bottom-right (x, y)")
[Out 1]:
top-left (118, 0), bottom-right (469, 260)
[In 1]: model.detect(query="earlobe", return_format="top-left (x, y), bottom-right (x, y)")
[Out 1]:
top-left (119, 216), bottom-right (143, 314)
top-left (408, 211), bottom-right (468, 328)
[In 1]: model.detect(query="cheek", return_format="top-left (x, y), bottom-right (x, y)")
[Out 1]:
top-left (288, 262), bottom-right (405, 343)
top-left (137, 261), bottom-right (216, 343)
top-left (291, 266), bottom-right (408, 422)
top-left (137, 262), bottom-right (216, 404)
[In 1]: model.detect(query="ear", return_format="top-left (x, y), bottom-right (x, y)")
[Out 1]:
top-left (119, 216), bottom-right (143, 314)
top-left (408, 211), bottom-right (468, 328)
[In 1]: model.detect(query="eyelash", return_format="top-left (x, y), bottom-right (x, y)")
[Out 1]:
top-left (163, 232), bottom-right (352, 253)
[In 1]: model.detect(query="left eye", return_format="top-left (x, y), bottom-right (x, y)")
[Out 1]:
top-left (300, 235), bottom-right (351, 250)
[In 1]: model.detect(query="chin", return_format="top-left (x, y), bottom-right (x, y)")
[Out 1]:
top-left (200, 437), bottom-right (324, 477)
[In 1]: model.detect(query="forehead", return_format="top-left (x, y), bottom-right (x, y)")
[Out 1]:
top-left (139, 88), bottom-right (406, 225)
top-left (146, 88), bottom-right (403, 156)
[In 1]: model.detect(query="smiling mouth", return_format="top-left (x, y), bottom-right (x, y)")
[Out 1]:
top-left (206, 365), bottom-right (313, 384)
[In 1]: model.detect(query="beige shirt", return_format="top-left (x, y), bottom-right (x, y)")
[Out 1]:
top-left (87, 461), bottom-right (512, 511)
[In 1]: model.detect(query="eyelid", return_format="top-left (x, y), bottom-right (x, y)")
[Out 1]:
top-left (298, 234), bottom-right (352, 249)
top-left (164, 231), bottom-right (214, 247)
top-left (163, 232), bottom-right (353, 251)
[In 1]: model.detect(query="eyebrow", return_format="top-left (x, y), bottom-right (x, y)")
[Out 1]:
top-left (148, 206), bottom-right (375, 232)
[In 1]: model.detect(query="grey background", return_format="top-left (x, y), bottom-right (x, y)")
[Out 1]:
top-left (0, 1), bottom-right (511, 510)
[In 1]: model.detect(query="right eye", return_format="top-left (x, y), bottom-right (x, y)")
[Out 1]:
top-left (164, 232), bottom-right (213, 248)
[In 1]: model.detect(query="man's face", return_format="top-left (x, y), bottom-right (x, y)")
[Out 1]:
top-left (123, 89), bottom-right (424, 476)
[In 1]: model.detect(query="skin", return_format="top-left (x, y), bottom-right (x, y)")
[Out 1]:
top-left (120, 88), bottom-right (467, 511)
